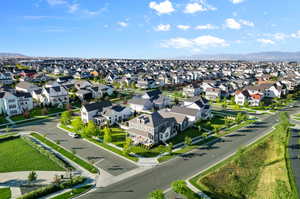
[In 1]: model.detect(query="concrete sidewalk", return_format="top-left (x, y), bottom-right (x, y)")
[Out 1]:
top-left (0, 171), bottom-right (66, 186)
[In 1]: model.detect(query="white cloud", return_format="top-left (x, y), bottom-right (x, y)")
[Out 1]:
top-left (155, 24), bottom-right (171, 31)
top-left (195, 24), bottom-right (218, 30)
top-left (225, 18), bottom-right (241, 29)
top-left (239, 19), bottom-right (254, 27)
top-left (184, 0), bottom-right (216, 14)
top-left (149, 0), bottom-right (175, 15)
top-left (257, 39), bottom-right (275, 45)
top-left (68, 3), bottom-right (79, 13)
top-left (117, 21), bottom-right (128, 27)
top-left (177, 25), bottom-right (190, 30)
top-left (161, 35), bottom-right (228, 49)
top-left (291, 30), bottom-right (300, 38)
top-left (230, 0), bottom-right (245, 4)
top-left (273, 33), bottom-right (289, 40)
top-left (46, 0), bottom-right (67, 6)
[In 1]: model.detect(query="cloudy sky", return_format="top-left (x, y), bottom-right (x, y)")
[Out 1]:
top-left (1, 0), bottom-right (300, 58)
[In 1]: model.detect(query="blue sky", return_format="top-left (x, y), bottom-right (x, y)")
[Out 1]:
top-left (1, 0), bottom-right (300, 58)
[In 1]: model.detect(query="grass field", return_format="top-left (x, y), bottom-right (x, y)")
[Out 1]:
top-left (0, 188), bottom-right (11, 199)
top-left (0, 138), bottom-right (64, 172)
top-left (190, 113), bottom-right (298, 199)
top-left (11, 107), bottom-right (64, 122)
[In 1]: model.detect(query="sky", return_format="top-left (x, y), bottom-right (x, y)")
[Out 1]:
top-left (1, 0), bottom-right (300, 58)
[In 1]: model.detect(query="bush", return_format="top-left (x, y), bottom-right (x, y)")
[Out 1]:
top-left (18, 176), bottom-right (86, 199)
top-left (0, 135), bottom-right (20, 143)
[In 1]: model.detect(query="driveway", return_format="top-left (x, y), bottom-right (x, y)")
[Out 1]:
top-left (13, 118), bottom-right (137, 176)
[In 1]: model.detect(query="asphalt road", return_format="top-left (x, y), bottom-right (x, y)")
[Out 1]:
top-left (79, 113), bottom-right (280, 199)
top-left (289, 123), bottom-right (300, 194)
top-left (13, 118), bottom-right (137, 176)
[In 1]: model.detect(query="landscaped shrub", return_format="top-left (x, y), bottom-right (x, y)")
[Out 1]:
top-left (17, 176), bottom-right (86, 199)
top-left (0, 135), bottom-right (20, 143)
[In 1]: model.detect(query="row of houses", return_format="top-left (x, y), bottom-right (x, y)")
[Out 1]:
top-left (81, 94), bottom-right (212, 146)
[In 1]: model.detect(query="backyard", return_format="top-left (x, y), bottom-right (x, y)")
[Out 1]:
top-left (190, 113), bottom-right (298, 199)
top-left (0, 137), bottom-right (65, 172)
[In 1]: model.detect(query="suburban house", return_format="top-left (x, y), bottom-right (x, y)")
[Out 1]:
top-left (246, 83), bottom-right (283, 98)
top-left (0, 91), bottom-right (34, 116)
top-left (81, 101), bottom-right (132, 126)
top-left (41, 85), bottom-right (69, 106)
top-left (182, 97), bottom-right (212, 120)
top-left (182, 84), bottom-right (201, 97)
top-left (127, 112), bottom-right (177, 146)
top-left (81, 101), bottom-right (112, 123)
top-left (158, 109), bottom-right (190, 132)
top-left (235, 90), bottom-right (264, 107)
top-left (16, 81), bottom-right (40, 93)
top-left (205, 87), bottom-right (221, 101)
top-left (128, 98), bottom-right (153, 112)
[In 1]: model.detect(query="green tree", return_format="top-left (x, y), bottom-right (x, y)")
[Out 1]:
top-left (171, 180), bottom-right (187, 194)
top-left (184, 136), bottom-right (192, 146)
top-left (167, 143), bottom-right (173, 154)
top-left (148, 190), bottom-right (165, 199)
top-left (71, 117), bottom-right (84, 133)
top-left (28, 171), bottom-right (37, 184)
top-left (103, 127), bottom-right (112, 143)
top-left (84, 120), bottom-right (98, 137)
top-left (60, 111), bottom-right (72, 125)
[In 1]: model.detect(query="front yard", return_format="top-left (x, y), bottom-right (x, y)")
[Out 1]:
top-left (10, 107), bottom-right (65, 122)
top-left (0, 137), bottom-right (65, 172)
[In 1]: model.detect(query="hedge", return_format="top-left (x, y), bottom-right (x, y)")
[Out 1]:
top-left (17, 176), bottom-right (86, 199)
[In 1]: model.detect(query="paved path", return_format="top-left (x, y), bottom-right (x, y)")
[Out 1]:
top-left (10, 187), bottom-right (22, 199)
top-left (0, 171), bottom-right (66, 186)
top-left (13, 118), bottom-right (138, 176)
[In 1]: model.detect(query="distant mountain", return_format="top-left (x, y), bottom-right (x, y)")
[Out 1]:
top-left (0, 52), bottom-right (27, 57)
top-left (177, 51), bottom-right (300, 61)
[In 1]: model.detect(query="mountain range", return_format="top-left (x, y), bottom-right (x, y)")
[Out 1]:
top-left (0, 52), bottom-right (27, 57)
top-left (177, 51), bottom-right (300, 61)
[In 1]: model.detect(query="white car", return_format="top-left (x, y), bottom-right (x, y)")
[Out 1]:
top-left (68, 132), bottom-right (80, 138)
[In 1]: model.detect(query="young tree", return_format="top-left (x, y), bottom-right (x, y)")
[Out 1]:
top-left (71, 117), bottom-right (84, 133)
top-left (28, 171), bottom-right (37, 184)
top-left (184, 136), bottom-right (192, 146)
top-left (60, 111), bottom-right (72, 125)
top-left (167, 143), bottom-right (173, 154)
top-left (84, 120), bottom-right (98, 137)
top-left (148, 190), bottom-right (165, 199)
top-left (171, 180), bottom-right (187, 194)
top-left (103, 127), bottom-right (112, 143)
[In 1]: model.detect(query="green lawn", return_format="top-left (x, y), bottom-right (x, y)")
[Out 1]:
top-left (190, 113), bottom-right (298, 199)
top-left (99, 127), bottom-right (127, 147)
top-left (10, 107), bottom-right (65, 122)
top-left (31, 133), bottom-right (98, 174)
top-left (130, 145), bottom-right (168, 157)
top-left (167, 127), bottom-right (204, 145)
top-left (0, 188), bottom-right (11, 199)
top-left (0, 138), bottom-right (64, 172)
top-left (51, 185), bottom-right (93, 199)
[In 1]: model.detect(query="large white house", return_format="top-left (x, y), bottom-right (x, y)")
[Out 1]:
top-left (41, 86), bottom-right (69, 106)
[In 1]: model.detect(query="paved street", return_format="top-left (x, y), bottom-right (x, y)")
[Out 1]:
top-left (289, 120), bottom-right (300, 193)
top-left (79, 113), bottom-right (280, 199)
top-left (13, 118), bottom-right (137, 176)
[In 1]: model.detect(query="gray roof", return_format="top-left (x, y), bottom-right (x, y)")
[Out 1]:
top-left (171, 106), bottom-right (199, 117)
